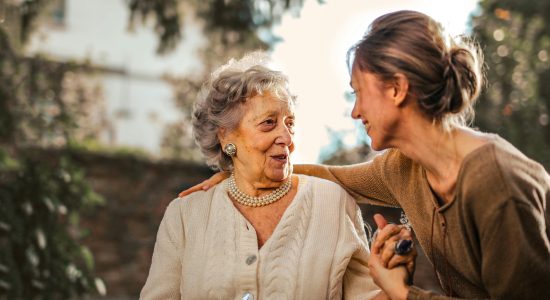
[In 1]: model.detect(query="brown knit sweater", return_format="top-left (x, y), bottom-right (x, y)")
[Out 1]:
top-left (297, 135), bottom-right (550, 299)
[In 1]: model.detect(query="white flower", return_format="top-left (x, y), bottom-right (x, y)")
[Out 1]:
top-left (57, 204), bottom-right (68, 215)
top-left (66, 264), bottom-right (81, 282)
top-left (59, 170), bottom-right (71, 183)
top-left (95, 278), bottom-right (107, 296)
top-left (36, 229), bottom-right (47, 249)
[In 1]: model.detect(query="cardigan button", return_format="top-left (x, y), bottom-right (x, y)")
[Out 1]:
top-left (245, 255), bottom-right (257, 265)
top-left (242, 292), bottom-right (254, 300)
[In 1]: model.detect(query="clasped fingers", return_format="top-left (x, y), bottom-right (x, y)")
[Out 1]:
top-left (371, 224), bottom-right (416, 276)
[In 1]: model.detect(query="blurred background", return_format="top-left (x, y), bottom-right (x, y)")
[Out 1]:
top-left (0, 0), bottom-right (548, 298)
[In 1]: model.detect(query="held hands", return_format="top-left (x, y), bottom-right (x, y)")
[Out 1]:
top-left (178, 171), bottom-right (229, 197)
top-left (372, 291), bottom-right (391, 300)
top-left (368, 214), bottom-right (416, 300)
top-left (368, 254), bottom-right (409, 300)
top-left (370, 214), bottom-right (416, 276)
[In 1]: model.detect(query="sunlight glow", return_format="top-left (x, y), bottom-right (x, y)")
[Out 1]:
top-left (271, 0), bottom-right (480, 163)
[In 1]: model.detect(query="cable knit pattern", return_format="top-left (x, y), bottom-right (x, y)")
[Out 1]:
top-left (263, 187), bottom-right (312, 299)
top-left (329, 253), bottom-right (352, 299)
top-left (205, 193), bottom-right (236, 299)
top-left (329, 245), bottom-right (356, 298)
top-left (140, 175), bottom-right (379, 300)
top-left (328, 191), bottom-right (370, 300)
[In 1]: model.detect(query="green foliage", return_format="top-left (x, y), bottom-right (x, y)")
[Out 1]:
top-left (0, 150), bottom-right (104, 299)
top-left (127, 0), bottom-right (312, 54)
top-left (0, 16), bottom-right (104, 298)
top-left (19, 0), bottom-right (55, 43)
top-left (67, 139), bottom-right (153, 161)
top-left (0, 23), bottom-right (107, 148)
top-left (0, 28), bottom-right (18, 143)
top-left (128, 0), bottom-right (182, 54)
top-left (472, 0), bottom-right (550, 168)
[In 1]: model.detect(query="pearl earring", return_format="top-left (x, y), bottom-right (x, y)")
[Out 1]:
top-left (223, 143), bottom-right (237, 157)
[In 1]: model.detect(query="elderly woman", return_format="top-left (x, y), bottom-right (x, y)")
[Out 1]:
top-left (140, 53), bottom-right (393, 299)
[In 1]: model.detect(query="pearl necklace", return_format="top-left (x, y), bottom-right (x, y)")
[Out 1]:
top-left (227, 173), bottom-right (292, 207)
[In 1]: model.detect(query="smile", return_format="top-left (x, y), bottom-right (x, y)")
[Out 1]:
top-left (362, 120), bottom-right (370, 131)
top-left (271, 154), bottom-right (288, 162)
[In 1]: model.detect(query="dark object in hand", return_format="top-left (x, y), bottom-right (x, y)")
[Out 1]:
top-left (395, 239), bottom-right (413, 255)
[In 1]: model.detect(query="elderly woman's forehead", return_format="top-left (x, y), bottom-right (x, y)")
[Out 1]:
top-left (245, 87), bottom-right (290, 103)
top-left (245, 92), bottom-right (294, 112)
top-left (252, 88), bottom-right (290, 99)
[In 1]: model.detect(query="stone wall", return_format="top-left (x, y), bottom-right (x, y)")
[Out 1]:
top-left (70, 151), bottom-right (212, 298)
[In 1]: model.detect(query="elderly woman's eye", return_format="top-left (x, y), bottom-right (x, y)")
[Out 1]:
top-left (261, 119), bottom-right (276, 127)
top-left (264, 119), bottom-right (275, 124)
top-left (286, 120), bottom-right (295, 133)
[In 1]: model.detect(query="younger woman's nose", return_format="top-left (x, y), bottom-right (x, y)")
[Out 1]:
top-left (351, 101), bottom-right (361, 120)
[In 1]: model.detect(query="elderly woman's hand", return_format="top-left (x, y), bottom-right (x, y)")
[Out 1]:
top-left (368, 252), bottom-right (409, 300)
top-left (371, 214), bottom-right (417, 277)
top-left (372, 291), bottom-right (391, 300)
top-left (178, 171), bottom-right (229, 197)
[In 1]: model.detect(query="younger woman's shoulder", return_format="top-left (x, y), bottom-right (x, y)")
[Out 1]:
top-left (484, 135), bottom-right (547, 177)
top-left (460, 134), bottom-right (550, 204)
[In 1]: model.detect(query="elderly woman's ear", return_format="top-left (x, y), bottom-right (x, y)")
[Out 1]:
top-left (218, 127), bottom-right (236, 147)
top-left (218, 128), bottom-right (238, 158)
top-left (217, 128), bottom-right (227, 145)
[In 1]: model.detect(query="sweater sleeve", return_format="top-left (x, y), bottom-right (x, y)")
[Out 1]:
top-left (140, 199), bottom-right (184, 300)
top-left (341, 191), bottom-right (381, 300)
top-left (295, 150), bottom-right (399, 207)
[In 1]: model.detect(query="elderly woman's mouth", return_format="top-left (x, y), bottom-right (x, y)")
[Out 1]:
top-left (271, 154), bottom-right (288, 162)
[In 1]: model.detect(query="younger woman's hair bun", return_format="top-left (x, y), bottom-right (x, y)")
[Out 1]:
top-left (421, 40), bottom-right (483, 124)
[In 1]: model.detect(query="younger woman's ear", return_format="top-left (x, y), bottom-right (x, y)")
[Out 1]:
top-left (392, 73), bottom-right (409, 106)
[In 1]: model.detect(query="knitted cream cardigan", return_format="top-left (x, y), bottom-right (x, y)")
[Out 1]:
top-left (140, 175), bottom-right (379, 299)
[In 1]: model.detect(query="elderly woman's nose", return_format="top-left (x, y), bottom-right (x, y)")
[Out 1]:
top-left (275, 124), bottom-right (293, 145)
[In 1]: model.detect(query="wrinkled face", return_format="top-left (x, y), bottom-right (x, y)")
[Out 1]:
top-left (222, 90), bottom-right (295, 184)
top-left (350, 64), bottom-right (400, 151)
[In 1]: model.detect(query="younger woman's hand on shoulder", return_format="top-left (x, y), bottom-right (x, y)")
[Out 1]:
top-left (178, 171), bottom-right (229, 197)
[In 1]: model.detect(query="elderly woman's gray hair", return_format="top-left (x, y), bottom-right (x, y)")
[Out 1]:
top-left (192, 52), bottom-right (296, 171)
